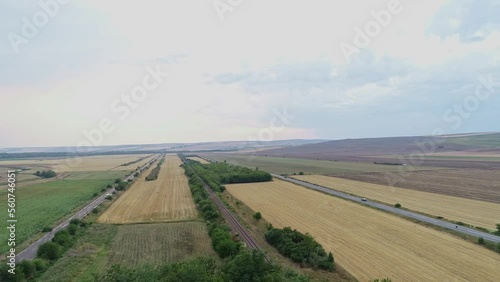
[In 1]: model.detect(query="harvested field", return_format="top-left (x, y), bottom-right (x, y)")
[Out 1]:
top-left (98, 155), bottom-right (198, 224)
top-left (0, 154), bottom-right (150, 173)
top-left (187, 157), bottom-right (210, 164)
top-left (112, 154), bottom-right (157, 171)
top-left (202, 154), bottom-right (440, 175)
top-left (338, 169), bottom-right (500, 203)
top-left (226, 180), bottom-right (500, 282)
top-left (109, 222), bottom-right (215, 267)
top-left (294, 175), bottom-right (500, 229)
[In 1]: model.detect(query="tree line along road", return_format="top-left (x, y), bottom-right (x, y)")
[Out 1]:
top-left (16, 155), bottom-right (161, 262)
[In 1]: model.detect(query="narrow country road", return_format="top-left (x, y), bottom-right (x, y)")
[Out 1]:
top-left (273, 174), bottom-right (500, 243)
top-left (16, 155), bottom-right (161, 261)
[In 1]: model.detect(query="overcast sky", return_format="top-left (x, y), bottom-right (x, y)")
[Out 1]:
top-left (1, 0), bottom-right (499, 147)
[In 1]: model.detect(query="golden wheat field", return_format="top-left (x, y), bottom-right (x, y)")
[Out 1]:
top-left (226, 180), bottom-right (500, 282)
top-left (187, 157), bottom-right (210, 164)
top-left (98, 155), bottom-right (198, 224)
top-left (0, 154), bottom-right (151, 172)
top-left (294, 175), bottom-right (500, 229)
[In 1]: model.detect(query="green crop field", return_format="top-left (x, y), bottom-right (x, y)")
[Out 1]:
top-left (444, 133), bottom-right (500, 147)
top-left (0, 171), bottom-right (125, 253)
top-left (203, 154), bottom-right (441, 175)
top-left (108, 222), bottom-right (216, 267)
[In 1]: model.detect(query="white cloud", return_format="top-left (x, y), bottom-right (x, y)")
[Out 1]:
top-left (1, 0), bottom-right (499, 147)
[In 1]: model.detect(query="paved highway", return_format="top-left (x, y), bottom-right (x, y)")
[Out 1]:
top-left (17, 155), bottom-right (161, 261)
top-left (273, 174), bottom-right (500, 243)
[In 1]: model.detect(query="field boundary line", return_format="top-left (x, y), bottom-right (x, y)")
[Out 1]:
top-left (273, 174), bottom-right (500, 244)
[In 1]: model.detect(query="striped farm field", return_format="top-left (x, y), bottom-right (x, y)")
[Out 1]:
top-left (0, 154), bottom-right (151, 172)
top-left (108, 222), bottom-right (216, 267)
top-left (294, 175), bottom-right (500, 230)
top-left (112, 154), bottom-right (157, 171)
top-left (226, 180), bottom-right (500, 282)
top-left (187, 157), bottom-right (210, 164)
top-left (98, 155), bottom-right (198, 224)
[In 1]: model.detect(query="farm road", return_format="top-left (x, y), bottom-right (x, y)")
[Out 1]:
top-left (273, 174), bottom-right (500, 243)
top-left (16, 156), bottom-right (160, 261)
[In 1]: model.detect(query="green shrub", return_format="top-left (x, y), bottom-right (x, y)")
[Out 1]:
top-left (394, 203), bottom-right (401, 208)
top-left (69, 218), bottom-right (81, 225)
top-left (18, 260), bottom-right (36, 280)
top-left (42, 227), bottom-right (52, 232)
top-left (478, 237), bottom-right (485, 245)
top-left (253, 212), bottom-right (262, 221)
top-left (52, 230), bottom-right (74, 249)
top-left (32, 258), bottom-right (50, 272)
top-left (37, 242), bottom-right (62, 261)
top-left (68, 223), bottom-right (78, 236)
top-left (105, 195), bottom-right (112, 200)
top-left (265, 226), bottom-right (334, 271)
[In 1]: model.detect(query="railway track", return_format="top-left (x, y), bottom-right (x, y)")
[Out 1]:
top-left (182, 159), bottom-right (268, 260)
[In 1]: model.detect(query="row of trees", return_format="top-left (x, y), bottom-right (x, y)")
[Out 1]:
top-left (186, 160), bottom-right (272, 192)
top-left (136, 163), bottom-right (309, 282)
top-left (265, 226), bottom-right (335, 271)
top-left (184, 164), bottom-right (240, 258)
top-left (120, 155), bottom-right (152, 166)
top-left (145, 158), bottom-right (164, 181)
top-left (34, 170), bottom-right (57, 178)
top-left (99, 250), bottom-right (310, 282)
top-left (114, 178), bottom-right (129, 191)
top-left (0, 219), bottom-right (87, 281)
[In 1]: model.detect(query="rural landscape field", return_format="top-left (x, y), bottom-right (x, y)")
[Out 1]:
top-left (226, 179), bottom-right (500, 281)
top-left (294, 174), bottom-right (500, 230)
top-left (98, 154), bottom-right (198, 224)
top-left (3, 1), bottom-right (500, 281)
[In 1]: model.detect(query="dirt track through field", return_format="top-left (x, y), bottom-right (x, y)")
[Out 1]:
top-left (227, 180), bottom-right (500, 282)
top-left (98, 155), bottom-right (198, 224)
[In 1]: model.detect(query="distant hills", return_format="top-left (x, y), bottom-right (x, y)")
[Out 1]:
top-left (257, 132), bottom-right (500, 159)
top-left (0, 139), bottom-right (326, 155)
